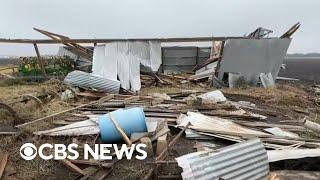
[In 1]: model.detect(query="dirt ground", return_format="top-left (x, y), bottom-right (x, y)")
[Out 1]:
top-left (0, 78), bottom-right (320, 179)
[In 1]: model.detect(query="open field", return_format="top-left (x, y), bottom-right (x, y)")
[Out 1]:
top-left (280, 57), bottom-right (320, 83)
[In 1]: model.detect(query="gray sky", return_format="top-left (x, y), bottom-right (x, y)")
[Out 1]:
top-left (0, 0), bottom-right (319, 56)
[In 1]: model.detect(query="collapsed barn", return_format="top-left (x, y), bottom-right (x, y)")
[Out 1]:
top-left (2, 22), bottom-right (320, 180)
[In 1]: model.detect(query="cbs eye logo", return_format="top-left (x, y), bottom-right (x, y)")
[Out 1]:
top-left (20, 143), bottom-right (37, 160)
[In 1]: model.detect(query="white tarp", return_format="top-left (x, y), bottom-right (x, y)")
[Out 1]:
top-left (92, 41), bottom-right (161, 92)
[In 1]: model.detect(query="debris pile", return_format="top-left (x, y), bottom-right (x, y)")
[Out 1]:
top-left (2, 22), bottom-right (320, 179)
top-left (3, 87), bottom-right (318, 179)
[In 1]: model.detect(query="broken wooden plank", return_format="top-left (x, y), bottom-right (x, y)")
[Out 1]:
top-left (0, 153), bottom-right (9, 179)
top-left (304, 119), bottom-right (320, 134)
top-left (70, 159), bottom-right (112, 167)
top-left (0, 131), bottom-right (18, 135)
top-left (16, 94), bottom-right (114, 128)
top-left (33, 43), bottom-right (47, 77)
top-left (156, 134), bottom-right (168, 156)
top-left (124, 96), bottom-right (140, 105)
top-left (60, 159), bottom-right (86, 175)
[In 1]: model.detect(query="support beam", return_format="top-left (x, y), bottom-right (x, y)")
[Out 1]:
top-left (33, 43), bottom-right (47, 77)
top-left (0, 36), bottom-right (257, 44)
top-left (33, 28), bottom-right (92, 60)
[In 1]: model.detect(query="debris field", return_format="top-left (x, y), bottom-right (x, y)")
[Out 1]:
top-left (1, 22), bottom-right (320, 180)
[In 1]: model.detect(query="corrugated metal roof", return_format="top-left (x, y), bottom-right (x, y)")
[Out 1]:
top-left (64, 70), bottom-right (120, 93)
top-left (176, 138), bottom-right (269, 180)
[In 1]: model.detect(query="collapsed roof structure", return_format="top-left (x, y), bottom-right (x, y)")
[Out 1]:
top-left (0, 22), bottom-right (301, 92)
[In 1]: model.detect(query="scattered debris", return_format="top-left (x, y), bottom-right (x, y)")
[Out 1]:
top-left (1, 22), bottom-right (318, 179)
top-left (60, 89), bottom-right (75, 101)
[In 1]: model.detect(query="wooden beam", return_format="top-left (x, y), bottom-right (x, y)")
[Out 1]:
top-left (0, 36), bottom-right (260, 44)
top-left (16, 94), bottom-right (114, 128)
top-left (34, 28), bottom-right (92, 60)
top-left (33, 43), bottom-right (47, 77)
top-left (34, 28), bottom-right (93, 53)
top-left (0, 153), bottom-right (9, 179)
top-left (60, 159), bottom-right (86, 175)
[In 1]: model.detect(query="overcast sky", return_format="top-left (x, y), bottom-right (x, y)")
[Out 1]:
top-left (0, 0), bottom-right (319, 56)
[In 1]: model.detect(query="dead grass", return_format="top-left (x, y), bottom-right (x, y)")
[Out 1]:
top-left (0, 79), bottom-right (71, 131)
top-left (222, 84), bottom-right (312, 108)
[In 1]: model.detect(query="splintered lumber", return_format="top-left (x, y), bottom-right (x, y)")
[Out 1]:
top-left (0, 153), bottom-right (9, 179)
top-left (16, 94), bottom-right (114, 128)
top-left (281, 22), bottom-right (301, 38)
top-left (61, 159), bottom-right (86, 175)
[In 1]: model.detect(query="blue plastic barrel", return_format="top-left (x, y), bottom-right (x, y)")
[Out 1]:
top-left (98, 107), bottom-right (147, 143)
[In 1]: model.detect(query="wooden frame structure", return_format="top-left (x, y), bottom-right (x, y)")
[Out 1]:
top-left (0, 30), bottom-right (253, 76)
top-left (1, 26), bottom-right (293, 77)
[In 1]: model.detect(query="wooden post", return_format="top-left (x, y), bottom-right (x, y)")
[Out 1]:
top-left (210, 41), bottom-right (216, 58)
top-left (33, 43), bottom-right (47, 77)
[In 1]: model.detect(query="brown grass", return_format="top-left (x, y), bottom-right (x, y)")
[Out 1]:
top-left (222, 84), bottom-right (312, 108)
